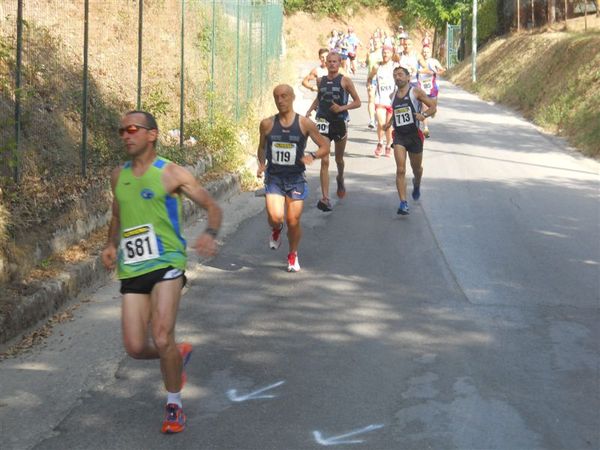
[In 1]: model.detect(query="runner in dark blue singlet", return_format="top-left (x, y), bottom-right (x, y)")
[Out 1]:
top-left (305, 52), bottom-right (361, 211)
top-left (383, 66), bottom-right (437, 215)
top-left (257, 84), bottom-right (329, 272)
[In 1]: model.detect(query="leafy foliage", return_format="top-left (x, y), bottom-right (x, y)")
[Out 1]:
top-left (388, 0), bottom-right (470, 29)
top-left (284, 0), bottom-right (384, 16)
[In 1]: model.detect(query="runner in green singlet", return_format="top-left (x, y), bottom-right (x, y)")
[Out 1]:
top-left (101, 110), bottom-right (222, 434)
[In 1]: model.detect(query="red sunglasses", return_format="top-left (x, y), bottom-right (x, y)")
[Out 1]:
top-left (118, 124), bottom-right (152, 136)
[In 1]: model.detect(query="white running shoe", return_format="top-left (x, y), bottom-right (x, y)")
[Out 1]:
top-left (269, 224), bottom-right (283, 250)
top-left (287, 252), bottom-right (300, 272)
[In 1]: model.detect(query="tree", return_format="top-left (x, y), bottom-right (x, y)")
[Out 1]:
top-left (389, 0), bottom-right (471, 30)
top-left (548, 0), bottom-right (556, 24)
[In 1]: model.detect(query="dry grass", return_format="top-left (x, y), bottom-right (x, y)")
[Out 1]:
top-left (449, 30), bottom-right (600, 157)
top-left (0, 0), bottom-right (271, 284)
top-left (284, 7), bottom-right (426, 62)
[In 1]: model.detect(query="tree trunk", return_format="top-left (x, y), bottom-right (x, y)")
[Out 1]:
top-left (548, 0), bottom-right (556, 24)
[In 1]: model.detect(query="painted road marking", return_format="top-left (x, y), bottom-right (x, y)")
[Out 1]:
top-left (313, 424), bottom-right (385, 446)
top-left (226, 380), bottom-right (285, 402)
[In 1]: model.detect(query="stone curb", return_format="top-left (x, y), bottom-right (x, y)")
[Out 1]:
top-left (0, 173), bottom-right (241, 345)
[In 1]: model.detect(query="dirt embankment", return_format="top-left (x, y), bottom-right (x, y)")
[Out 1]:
top-left (284, 8), bottom-right (426, 62)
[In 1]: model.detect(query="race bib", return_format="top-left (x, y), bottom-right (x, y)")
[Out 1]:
top-left (272, 141), bottom-right (297, 166)
top-left (121, 223), bottom-right (160, 265)
top-left (421, 78), bottom-right (433, 94)
top-left (379, 84), bottom-right (394, 93)
top-left (316, 118), bottom-right (330, 135)
top-left (394, 106), bottom-right (414, 127)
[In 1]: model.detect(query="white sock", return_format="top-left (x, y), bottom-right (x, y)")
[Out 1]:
top-left (167, 391), bottom-right (182, 408)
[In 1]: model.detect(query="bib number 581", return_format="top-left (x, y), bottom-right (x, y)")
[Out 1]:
top-left (121, 224), bottom-right (160, 265)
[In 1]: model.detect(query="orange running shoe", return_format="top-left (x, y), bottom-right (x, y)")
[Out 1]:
top-left (177, 342), bottom-right (193, 389)
top-left (161, 403), bottom-right (186, 434)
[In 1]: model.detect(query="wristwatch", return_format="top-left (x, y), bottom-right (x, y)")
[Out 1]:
top-left (205, 227), bottom-right (219, 238)
top-left (309, 152), bottom-right (318, 159)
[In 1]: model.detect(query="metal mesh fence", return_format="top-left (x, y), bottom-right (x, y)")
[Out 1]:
top-left (0, 0), bottom-right (284, 181)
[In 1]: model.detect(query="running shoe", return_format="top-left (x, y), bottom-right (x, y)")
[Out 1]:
top-left (397, 200), bottom-right (410, 215)
top-left (374, 143), bottom-right (383, 158)
top-left (384, 146), bottom-right (392, 158)
top-left (336, 175), bottom-right (346, 199)
top-left (412, 179), bottom-right (421, 201)
top-left (423, 128), bottom-right (430, 138)
top-left (177, 342), bottom-right (193, 389)
top-left (161, 403), bottom-right (186, 434)
top-left (287, 252), bottom-right (300, 272)
top-left (317, 198), bottom-right (332, 212)
top-left (368, 120), bottom-right (375, 129)
top-left (269, 224), bottom-right (283, 249)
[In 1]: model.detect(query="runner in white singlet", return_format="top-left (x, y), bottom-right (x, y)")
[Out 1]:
top-left (367, 45), bottom-right (398, 157)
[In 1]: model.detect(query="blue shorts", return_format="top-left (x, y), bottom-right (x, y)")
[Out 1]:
top-left (265, 173), bottom-right (309, 200)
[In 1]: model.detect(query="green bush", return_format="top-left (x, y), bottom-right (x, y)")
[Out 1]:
top-left (186, 115), bottom-right (246, 172)
top-left (478, 0), bottom-right (498, 44)
top-left (284, 0), bottom-right (383, 15)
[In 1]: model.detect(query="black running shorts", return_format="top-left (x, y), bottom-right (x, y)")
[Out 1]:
top-left (120, 266), bottom-right (187, 295)
top-left (318, 119), bottom-right (347, 143)
top-left (393, 129), bottom-right (424, 154)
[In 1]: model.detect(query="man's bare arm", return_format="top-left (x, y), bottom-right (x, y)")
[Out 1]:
top-left (299, 116), bottom-right (330, 164)
top-left (301, 68), bottom-right (319, 92)
top-left (101, 166), bottom-right (122, 270)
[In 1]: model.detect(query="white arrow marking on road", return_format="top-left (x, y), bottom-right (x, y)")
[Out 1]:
top-left (226, 380), bottom-right (285, 402)
top-left (313, 424), bottom-right (385, 446)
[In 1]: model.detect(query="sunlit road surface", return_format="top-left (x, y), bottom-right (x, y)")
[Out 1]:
top-left (1, 65), bottom-right (598, 450)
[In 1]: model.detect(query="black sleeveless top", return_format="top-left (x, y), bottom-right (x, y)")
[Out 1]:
top-left (391, 87), bottom-right (421, 135)
top-left (316, 74), bottom-right (349, 122)
top-left (265, 113), bottom-right (307, 176)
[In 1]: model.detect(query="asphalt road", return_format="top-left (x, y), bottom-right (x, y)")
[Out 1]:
top-left (1, 65), bottom-right (598, 450)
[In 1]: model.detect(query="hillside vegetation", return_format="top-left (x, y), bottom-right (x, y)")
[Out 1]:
top-left (449, 31), bottom-right (600, 157)
top-left (1, 3), bottom-right (598, 290)
top-left (0, 1), bottom-right (287, 284)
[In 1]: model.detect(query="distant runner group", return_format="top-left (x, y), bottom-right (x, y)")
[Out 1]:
top-left (278, 25), bottom-right (444, 260)
top-left (100, 24), bottom-right (445, 436)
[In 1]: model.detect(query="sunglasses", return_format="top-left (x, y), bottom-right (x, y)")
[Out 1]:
top-left (118, 124), bottom-right (152, 136)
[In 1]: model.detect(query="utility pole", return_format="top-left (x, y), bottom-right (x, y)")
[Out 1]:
top-left (472, 0), bottom-right (477, 82)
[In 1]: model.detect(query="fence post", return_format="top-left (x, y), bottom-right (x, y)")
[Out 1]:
top-left (179, 0), bottom-right (185, 149)
top-left (14, 0), bottom-right (23, 183)
top-left (260, 7), bottom-right (265, 94)
top-left (235, 0), bottom-right (240, 121)
top-left (247, 9), bottom-right (252, 101)
top-left (137, 0), bottom-right (143, 109)
top-left (81, 0), bottom-right (89, 178)
top-left (210, 0), bottom-right (216, 122)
